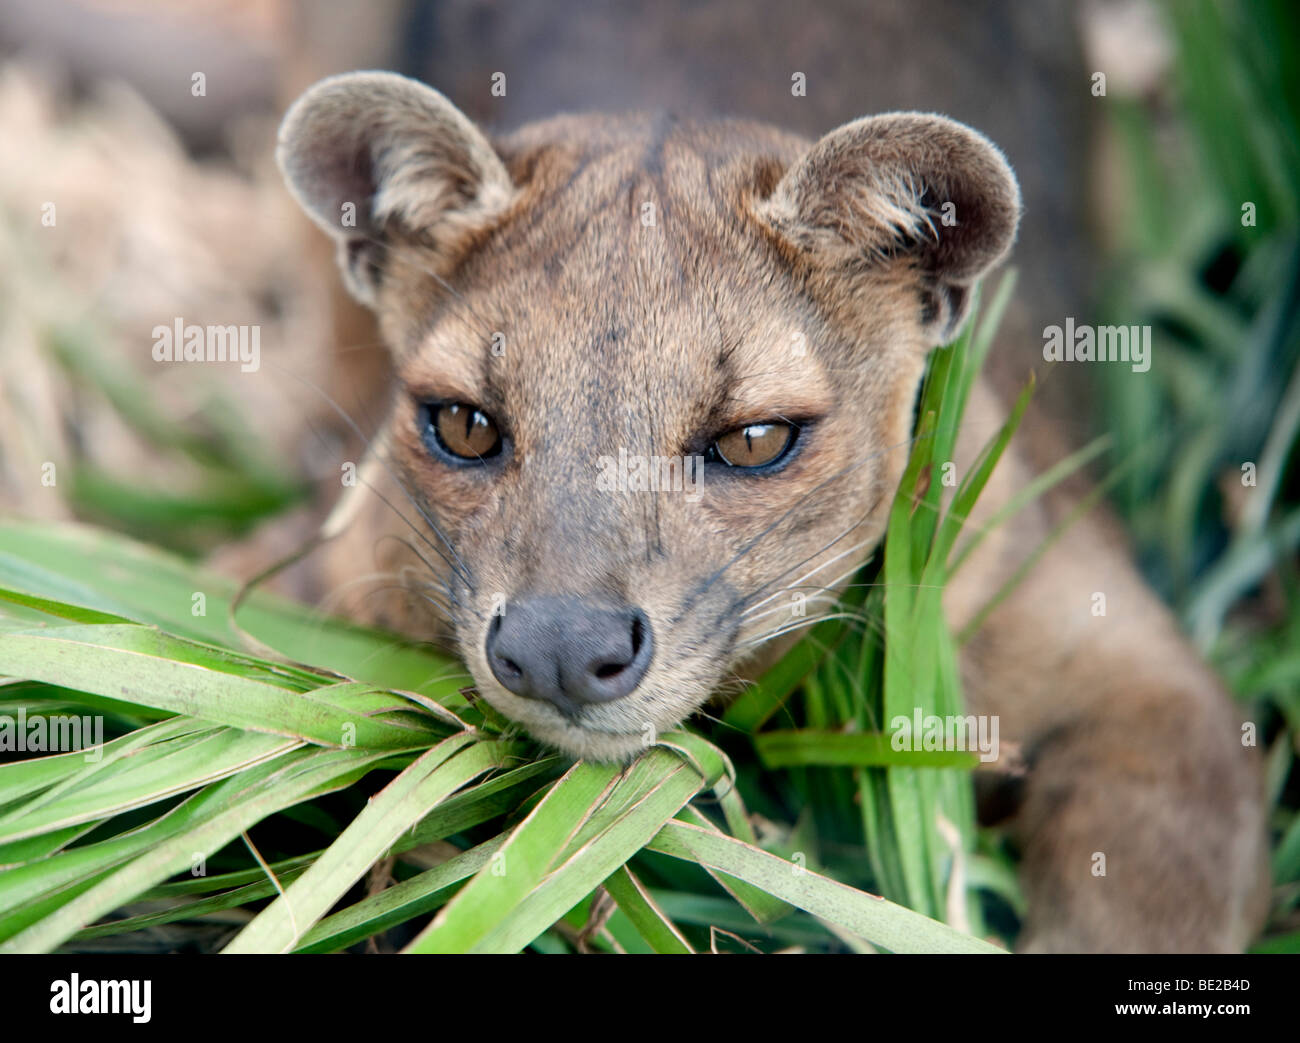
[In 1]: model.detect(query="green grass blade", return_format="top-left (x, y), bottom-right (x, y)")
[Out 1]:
top-left (756, 729), bottom-right (981, 768)
top-left (603, 865), bottom-right (694, 953)
top-left (646, 819), bottom-right (1003, 954)
top-left (402, 759), bottom-right (621, 952)
top-left (0, 748), bottom-right (393, 952)
top-left (294, 838), bottom-right (505, 953)
top-left (0, 624), bottom-right (442, 748)
top-left (223, 734), bottom-right (501, 953)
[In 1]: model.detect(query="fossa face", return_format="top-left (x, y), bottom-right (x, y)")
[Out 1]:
top-left (278, 72), bottom-right (1019, 759)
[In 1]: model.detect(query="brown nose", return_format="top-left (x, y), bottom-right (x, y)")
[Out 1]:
top-left (485, 596), bottom-right (654, 715)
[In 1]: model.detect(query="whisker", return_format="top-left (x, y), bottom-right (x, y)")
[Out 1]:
top-left (375, 532), bottom-right (472, 610)
top-left (735, 556), bottom-right (876, 637)
top-left (667, 424), bottom-right (931, 636)
top-left (739, 590), bottom-right (840, 630)
top-left (738, 537), bottom-right (873, 619)
top-left (732, 610), bottom-right (874, 653)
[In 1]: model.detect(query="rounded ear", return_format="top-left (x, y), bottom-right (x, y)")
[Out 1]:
top-left (276, 71), bottom-right (515, 306)
top-left (754, 113), bottom-right (1022, 345)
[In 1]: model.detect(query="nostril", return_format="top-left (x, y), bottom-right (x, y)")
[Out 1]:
top-left (485, 613), bottom-right (527, 692)
top-left (591, 612), bottom-right (647, 681)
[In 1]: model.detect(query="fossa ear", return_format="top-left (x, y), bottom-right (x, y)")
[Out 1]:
top-left (277, 71), bottom-right (515, 307)
top-left (755, 113), bottom-right (1021, 345)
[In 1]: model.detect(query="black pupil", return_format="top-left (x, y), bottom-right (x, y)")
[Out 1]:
top-left (453, 405), bottom-right (480, 438)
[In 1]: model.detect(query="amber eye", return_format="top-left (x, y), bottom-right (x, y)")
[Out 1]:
top-left (710, 421), bottom-right (798, 470)
top-left (421, 402), bottom-right (503, 464)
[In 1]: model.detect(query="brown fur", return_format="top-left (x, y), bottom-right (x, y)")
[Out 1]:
top-left (265, 72), bottom-right (1267, 952)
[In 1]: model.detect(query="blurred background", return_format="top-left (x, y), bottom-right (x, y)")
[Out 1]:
top-left (0, 0), bottom-right (1297, 946)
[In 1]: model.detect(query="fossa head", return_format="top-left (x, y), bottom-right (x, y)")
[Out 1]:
top-left (278, 71), bottom-right (1020, 759)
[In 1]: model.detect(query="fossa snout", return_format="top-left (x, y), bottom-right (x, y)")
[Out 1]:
top-left (485, 595), bottom-right (654, 714)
